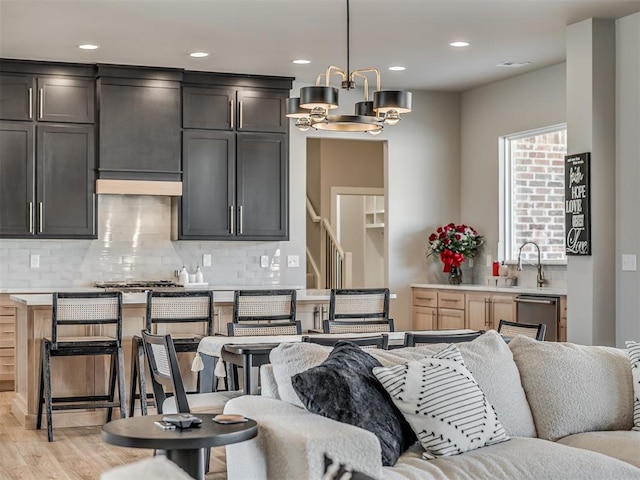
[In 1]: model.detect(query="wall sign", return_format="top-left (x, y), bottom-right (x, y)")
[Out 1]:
top-left (564, 152), bottom-right (591, 255)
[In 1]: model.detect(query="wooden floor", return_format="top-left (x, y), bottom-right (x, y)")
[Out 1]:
top-left (0, 391), bottom-right (227, 480)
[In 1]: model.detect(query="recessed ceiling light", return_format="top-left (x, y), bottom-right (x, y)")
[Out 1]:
top-left (450, 41), bottom-right (470, 48)
top-left (292, 59), bottom-right (311, 65)
top-left (388, 66), bottom-right (406, 71)
top-left (189, 52), bottom-right (209, 58)
top-left (78, 44), bottom-right (99, 50)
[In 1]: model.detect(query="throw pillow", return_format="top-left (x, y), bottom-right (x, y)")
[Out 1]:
top-left (373, 344), bottom-right (510, 460)
top-left (322, 454), bottom-right (377, 480)
top-left (625, 340), bottom-right (640, 431)
top-left (291, 342), bottom-right (416, 466)
top-left (509, 335), bottom-right (634, 441)
top-left (269, 342), bottom-right (330, 408)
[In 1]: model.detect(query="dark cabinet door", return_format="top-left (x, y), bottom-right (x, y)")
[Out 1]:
top-left (36, 125), bottom-right (95, 238)
top-left (37, 77), bottom-right (94, 124)
top-left (237, 89), bottom-right (288, 133)
top-left (183, 86), bottom-right (235, 130)
top-left (0, 75), bottom-right (35, 121)
top-left (0, 122), bottom-right (34, 236)
top-left (236, 133), bottom-right (288, 239)
top-left (99, 80), bottom-right (181, 180)
top-left (180, 130), bottom-right (235, 239)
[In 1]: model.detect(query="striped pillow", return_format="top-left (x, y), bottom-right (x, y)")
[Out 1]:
top-left (373, 344), bottom-right (509, 460)
top-left (626, 340), bottom-right (640, 431)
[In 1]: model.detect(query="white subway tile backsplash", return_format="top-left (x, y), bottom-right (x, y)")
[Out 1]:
top-left (0, 195), bottom-right (294, 288)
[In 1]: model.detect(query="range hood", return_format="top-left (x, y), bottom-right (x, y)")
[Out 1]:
top-left (95, 179), bottom-right (182, 196)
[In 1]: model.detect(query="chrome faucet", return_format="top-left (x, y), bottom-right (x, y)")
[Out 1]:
top-left (517, 241), bottom-right (547, 288)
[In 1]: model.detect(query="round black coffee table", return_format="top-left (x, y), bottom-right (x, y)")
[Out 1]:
top-left (102, 413), bottom-right (257, 479)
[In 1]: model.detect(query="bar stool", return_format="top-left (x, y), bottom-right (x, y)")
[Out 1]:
top-left (129, 290), bottom-right (214, 416)
top-left (323, 288), bottom-right (394, 334)
top-left (37, 292), bottom-right (126, 442)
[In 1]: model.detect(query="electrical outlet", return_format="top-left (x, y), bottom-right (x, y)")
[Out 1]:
top-left (287, 255), bottom-right (300, 268)
top-left (485, 255), bottom-right (492, 267)
top-left (622, 254), bottom-right (637, 271)
top-left (30, 254), bottom-right (39, 269)
top-left (203, 254), bottom-right (212, 267)
top-left (260, 255), bottom-right (269, 268)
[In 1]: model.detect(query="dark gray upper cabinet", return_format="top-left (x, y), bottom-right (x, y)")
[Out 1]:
top-left (236, 133), bottom-right (288, 238)
top-left (0, 122), bottom-right (95, 238)
top-left (181, 130), bottom-right (235, 238)
top-left (183, 87), bottom-right (235, 131)
top-left (98, 73), bottom-right (181, 181)
top-left (0, 74), bottom-right (94, 123)
top-left (236, 89), bottom-right (288, 133)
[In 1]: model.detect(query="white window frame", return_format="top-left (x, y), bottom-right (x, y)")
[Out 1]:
top-left (499, 123), bottom-right (567, 265)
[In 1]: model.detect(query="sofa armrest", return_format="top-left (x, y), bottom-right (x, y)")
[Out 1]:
top-left (224, 396), bottom-right (383, 480)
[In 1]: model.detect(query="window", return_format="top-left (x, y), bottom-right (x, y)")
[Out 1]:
top-left (500, 124), bottom-right (567, 264)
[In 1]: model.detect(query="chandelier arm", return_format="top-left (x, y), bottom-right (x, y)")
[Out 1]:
top-left (324, 66), bottom-right (347, 86)
top-left (352, 72), bottom-right (369, 101)
top-left (352, 68), bottom-right (381, 93)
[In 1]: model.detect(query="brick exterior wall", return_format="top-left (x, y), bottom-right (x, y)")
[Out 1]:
top-left (511, 129), bottom-right (567, 261)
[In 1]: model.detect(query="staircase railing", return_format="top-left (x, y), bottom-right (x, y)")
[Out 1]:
top-left (306, 197), bottom-right (352, 289)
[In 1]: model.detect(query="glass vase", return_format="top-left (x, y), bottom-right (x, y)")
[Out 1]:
top-left (449, 266), bottom-right (463, 285)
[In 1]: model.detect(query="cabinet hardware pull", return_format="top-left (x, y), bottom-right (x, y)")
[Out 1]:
top-left (230, 100), bottom-right (234, 128)
top-left (514, 297), bottom-right (555, 305)
top-left (28, 202), bottom-right (33, 233)
top-left (239, 101), bottom-right (243, 129)
top-left (229, 205), bottom-right (234, 235)
top-left (39, 88), bottom-right (44, 119)
top-left (239, 205), bottom-right (243, 234)
top-left (416, 296), bottom-right (434, 301)
top-left (39, 202), bottom-right (43, 233)
top-left (28, 88), bottom-right (33, 119)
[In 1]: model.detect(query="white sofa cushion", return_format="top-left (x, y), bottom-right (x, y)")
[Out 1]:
top-left (556, 430), bottom-right (640, 468)
top-left (374, 344), bottom-right (509, 460)
top-left (626, 340), bottom-right (640, 430)
top-left (382, 437), bottom-right (640, 480)
top-left (509, 335), bottom-right (635, 441)
top-left (100, 456), bottom-right (192, 480)
top-left (269, 342), bottom-right (330, 407)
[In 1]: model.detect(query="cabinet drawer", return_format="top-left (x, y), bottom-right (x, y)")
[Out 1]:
top-left (0, 351), bottom-right (14, 376)
top-left (438, 291), bottom-right (465, 310)
top-left (0, 320), bottom-right (15, 332)
top-left (0, 306), bottom-right (15, 317)
top-left (0, 330), bottom-right (14, 348)
top-left (413, 289), bottom-right (437, 308)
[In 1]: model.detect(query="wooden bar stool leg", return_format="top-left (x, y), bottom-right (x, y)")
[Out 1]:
top-left (116, 345), bottom-right (127, 419)
top-left (128, 340), bottom-right (140, 417)
top-left (107, 353), bottom-right (117, 423)
top-left (42, 342), bottom-right (54, 442)
top-left (36, 343), bottom-right (45, 431)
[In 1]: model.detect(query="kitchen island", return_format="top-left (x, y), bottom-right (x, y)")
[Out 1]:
top-left (9, 289), bottom-right (336, 429)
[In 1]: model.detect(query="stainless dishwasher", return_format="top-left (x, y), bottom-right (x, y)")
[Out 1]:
top-left (515, 295), bottom-right (560, 341)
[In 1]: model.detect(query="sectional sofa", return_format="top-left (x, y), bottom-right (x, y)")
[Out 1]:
top-left (224, 331), bottom-right (640, 479)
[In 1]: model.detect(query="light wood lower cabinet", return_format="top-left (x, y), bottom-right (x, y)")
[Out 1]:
top-left (559, 296), bottom-right (567, 342)
top-left (0, 297), bottom-right (16, 391)
top-left (466, 293), bottom-right (516, 331)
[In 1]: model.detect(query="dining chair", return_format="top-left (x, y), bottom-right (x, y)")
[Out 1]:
top-left (322, 318), bottom-right (395, 334)
top-left (129, 290), bottom-right (214, 417)
top-left (404, 331), bottom-right (483, 347)
top-left (328, 288), bottom-right (390, 322)
top-left (37, 292), bottom-right (126, 442)
top-left (232, 289), bottom-right (297, 324)
top-left (497, 319), bottom-right (546, 341)
top-left (140, 331), bottom-right (241, 415)
top-left (302, 334), bottom-right (389, 350)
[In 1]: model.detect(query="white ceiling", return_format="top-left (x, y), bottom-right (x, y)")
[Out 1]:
top-left (1, 0), bottom-right (638, 92)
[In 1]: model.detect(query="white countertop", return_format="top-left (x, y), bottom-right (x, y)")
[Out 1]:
top-left (410, 283), bottom-right (567, 296)
top-left (0, 287), bottom-right (101, 294)
top-left (8, 289), bottom-right (349, 307)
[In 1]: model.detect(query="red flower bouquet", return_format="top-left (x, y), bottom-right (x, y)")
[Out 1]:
top-left (427, 223), bottom-right (483, 273)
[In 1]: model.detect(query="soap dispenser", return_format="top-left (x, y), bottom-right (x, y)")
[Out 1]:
top-left (178, 266), bottom-right (189, 285)
top-left (195, 265), bottom-right (204, 283)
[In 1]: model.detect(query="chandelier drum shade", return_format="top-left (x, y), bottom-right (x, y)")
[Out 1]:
top-left (286, 0), bottom-right (412, 133)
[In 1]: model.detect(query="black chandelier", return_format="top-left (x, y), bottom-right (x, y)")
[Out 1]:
top-left (286, 0), bottom-right (412, 134)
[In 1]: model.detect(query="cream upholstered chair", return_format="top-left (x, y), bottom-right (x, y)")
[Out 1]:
top-left (37, 292), bottom-right (126, 441)
top-left (129, 291), bottom-right (215, 416)
top-left (498, 320), bottom-right (546, 341)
